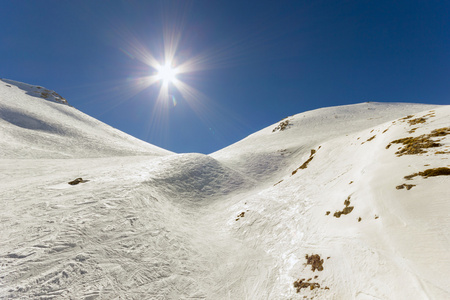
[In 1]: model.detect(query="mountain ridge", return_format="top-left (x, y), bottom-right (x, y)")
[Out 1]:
top-left (0, 79), bottom-right (172, 158)
top-left (1, 79), bottom-right (449, 299)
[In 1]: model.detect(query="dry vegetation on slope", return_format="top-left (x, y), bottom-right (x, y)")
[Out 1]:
top-left (404, 167), bottom-right (450, 180)
top-left (386, 127), bottom-right (450, 156)
top-left (387, 111), bottom-right (450, 190)
top-left (332, 196), bottom-right (354, 218)
top-left (272, 116), bottom-right (294, 132)
top-left (292, 148), bottom-right (320, 175)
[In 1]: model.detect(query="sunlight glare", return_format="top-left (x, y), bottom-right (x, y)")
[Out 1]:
top-left (156, 63), bottom-right (178, 84)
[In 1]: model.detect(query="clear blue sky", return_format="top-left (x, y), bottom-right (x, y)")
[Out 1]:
top-left (1, 1), bottom-right (449, 154)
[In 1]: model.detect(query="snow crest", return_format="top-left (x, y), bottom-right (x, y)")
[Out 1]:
top-left (147, 153), bottom-right (253, 200)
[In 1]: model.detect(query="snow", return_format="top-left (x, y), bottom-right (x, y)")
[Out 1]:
top-left (1, 79), bottom-right (449, 299)
top-left (0, 79), bottom-right (171, 158)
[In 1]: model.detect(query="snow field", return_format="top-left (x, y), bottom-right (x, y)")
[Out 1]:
top-left (1, 79), bottom-right (449, 299)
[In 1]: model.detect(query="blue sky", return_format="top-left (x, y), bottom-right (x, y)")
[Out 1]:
top-left (1, 1), bottom-right (449, 154)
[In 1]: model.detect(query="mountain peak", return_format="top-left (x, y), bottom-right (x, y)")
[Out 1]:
top-left (0, 78), bottom-right (172, 158)
top-left (1, 78), bottom-right (69, 105)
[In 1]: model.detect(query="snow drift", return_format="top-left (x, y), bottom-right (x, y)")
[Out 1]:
top-left (1, 79), bottom-right (449, 299)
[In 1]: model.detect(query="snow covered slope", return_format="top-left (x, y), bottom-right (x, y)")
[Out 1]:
top-left (0, 79), bottom-right (171, 158)
top-left (211, 102), bottom-right (443, 181)
top-left (212, 104), bottom-right (450, 299)
top-left (1, 80), bottom-right (449, 299)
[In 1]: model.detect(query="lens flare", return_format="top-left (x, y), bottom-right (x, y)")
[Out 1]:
top-left (156, 63), bottom-right (178, 84)
top-left (109, 4), bottom-right (253, 148)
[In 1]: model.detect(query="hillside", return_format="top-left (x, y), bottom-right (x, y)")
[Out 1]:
top-left (0, 79), bottom-right (171, 158)
top-left (0, 80), bottom-right (449, 299)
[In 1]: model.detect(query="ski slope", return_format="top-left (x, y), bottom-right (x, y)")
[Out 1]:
top-left (1, 79), bottom-right (449, 299)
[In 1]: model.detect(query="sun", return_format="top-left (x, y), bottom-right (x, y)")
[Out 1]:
top-left (119, 22), bottom-right (219, 112)
top-left (156, 62), bottom-right (178, 84)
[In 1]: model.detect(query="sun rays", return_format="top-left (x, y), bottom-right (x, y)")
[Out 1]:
top-left (116, 24), bottom-right (225, 140)
top-left (104, 5), bottom-right (256, 151)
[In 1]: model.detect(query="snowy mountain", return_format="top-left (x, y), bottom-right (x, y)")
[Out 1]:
top-left (1, 79), bottom-right (449, 299)
top-left (0, 79), bottom-right (171, 158)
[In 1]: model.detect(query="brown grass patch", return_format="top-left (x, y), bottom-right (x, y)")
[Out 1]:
top-left (389, 136), bottom-right (440, 155)
top-left (334, 206), bottom-right (354, 218)
top-left (292, 149), bottom-right (317, 175)
top-left (396, 184), bottom-right (416, 190)
top-left (436, 151), bottom-right (450, 155)
top-left (408, 117), bottom-right (427, 126)
top-left (273, 120), bottom-right (290, 132)
top-left (344, 197), bottom-right (350, 206)
top-left (367, 135), bottom-right (376, 142)
top-left (431, 127), bottom-right (450, 136)
top-left (362, 135), bottom-right (376, 144)
top-left (299, 156), bottom-right (313, 169)
top-left (404, 167), bottom-right (450, 180)
top-left (386, 127), bottom-right (449, 156)
top-left (305, 254), bottom-right (324, 272)
top-left (333, 196), bottom-right (354, 218)
top-left (293, 254), bottom-right (329, 293)
top-left (235, 211), bottom-right (246, 221)
top-left (68, 178), bottom-right (89, 185)
top-left (293, 279), bottom-right (320, 292)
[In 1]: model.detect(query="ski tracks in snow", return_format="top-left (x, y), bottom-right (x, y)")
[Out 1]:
top-left (1, 155), bottom-right (268, 299)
